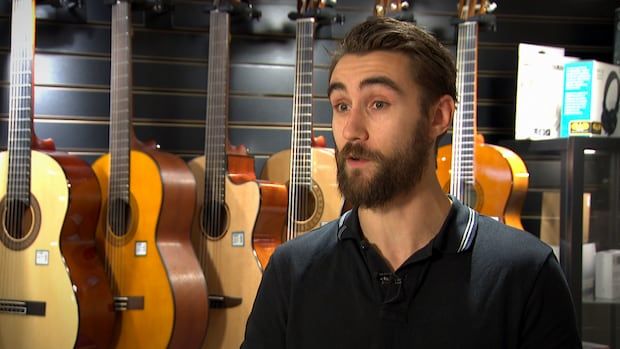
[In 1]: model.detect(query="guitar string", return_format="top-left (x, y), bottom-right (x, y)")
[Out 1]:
top-left (109, 2), bottom-right (117, 295)
top-left (5, 0), bottom-right (17, 296)
top-left (7, 0), bottom-right (30, 297)
top-left (302, 18), bottom-right (311, 240)
top-left (287, 19), bottom-right (300, 242)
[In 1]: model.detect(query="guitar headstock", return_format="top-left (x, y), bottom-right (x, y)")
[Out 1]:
top-left (456, 0), bottom-right (496, 30)
top-left (290, 0), bottom-right (344, 26)
top-left (373, 0), bottom-right (414, 23)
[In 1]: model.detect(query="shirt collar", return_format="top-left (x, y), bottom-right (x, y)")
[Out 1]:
top-left (337, 195), bottom-right (478, 254)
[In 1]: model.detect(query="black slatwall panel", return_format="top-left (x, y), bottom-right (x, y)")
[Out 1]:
top-left (0, 0), bottom-right (616, 176)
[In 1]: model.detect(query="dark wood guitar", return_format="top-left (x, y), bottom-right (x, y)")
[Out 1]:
top-left (91, 1), bottom-right (208, 347)
top-left (187, 2), bottom-right (287, 348)
top-left (261, 0), bottom-right (344, 240)
top-left (0, 0), bottom-right (116, 347)
top-left (436, 0), bottom-right (529, 229)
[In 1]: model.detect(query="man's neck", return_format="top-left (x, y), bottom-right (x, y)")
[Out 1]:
top-left (357, 176), bottom-right (451, 271)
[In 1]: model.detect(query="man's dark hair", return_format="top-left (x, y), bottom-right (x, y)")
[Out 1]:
top-left (329, 17), bottom-right (457, 122)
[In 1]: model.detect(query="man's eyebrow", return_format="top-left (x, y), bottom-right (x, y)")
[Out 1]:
top-left (327, 81), bottom-right (346, 98)
top-left (360, 76), bottom-right (404, 95)
top-left (327, 76), bottom-right (404, 98)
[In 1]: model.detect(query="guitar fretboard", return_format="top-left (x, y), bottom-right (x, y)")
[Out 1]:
top-left (450, 21), bottom-right (478, 201)
top-left (203, 10), bottom-right (230, 215)
top-left (109, 1), bottom-right (132, 208)
top-left (7, 0), bottom-right (35, 206)
top-left (288, 18), bottom-right (315, 239)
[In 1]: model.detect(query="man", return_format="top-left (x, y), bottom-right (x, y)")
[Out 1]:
top-left (241, 17), bottom-right (581, 348)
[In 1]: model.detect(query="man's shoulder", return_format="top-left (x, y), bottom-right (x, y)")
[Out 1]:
top-left (474, 215), bottom-right (553, 265)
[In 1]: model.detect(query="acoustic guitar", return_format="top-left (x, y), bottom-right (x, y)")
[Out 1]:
top-left (261, 0), bottom-right (344, 240)
top-left (0, 0), bottom-right (116, 347)
top-left (91, 1), bottom-right (208, 347)
top-left (436, 0), bottom-right (529, 229)
top-left (187, 2), bottom-right (287, 348)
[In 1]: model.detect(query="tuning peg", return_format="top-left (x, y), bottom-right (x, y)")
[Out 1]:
top-left (486, 2), bottom-right (497, 13)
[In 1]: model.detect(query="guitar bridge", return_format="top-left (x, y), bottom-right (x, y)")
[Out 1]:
top-left (208, 295), bottom-right (242, 309)
top-left (114, 296), bottom-right (144, 311)
top-left (0, 299), bottom-right (45, 316)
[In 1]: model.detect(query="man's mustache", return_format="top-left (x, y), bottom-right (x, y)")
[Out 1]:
top-left (337, 142), bottom-right (384, 162)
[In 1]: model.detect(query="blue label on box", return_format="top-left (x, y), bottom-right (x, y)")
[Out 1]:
top-left (561, 61), bottom-right (593, 136)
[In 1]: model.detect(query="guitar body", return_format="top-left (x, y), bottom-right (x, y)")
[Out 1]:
top-left (188, 155), bottom-right (286, 349)
top-left (261, 147), bottom-right (341, 232)
top-left (0, 150), bottom-right (78, 348)
top-left (93, 150), bottom-right (208, 349)
top-left (48, 151), bottom-right (117, 348)
top-left (436, 142), bottom-right (529, 229)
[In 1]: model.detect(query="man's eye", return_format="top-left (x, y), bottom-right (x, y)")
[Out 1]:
top-left (335, 103), bottom-right (349, 112)
top-left (372, 101), bottom-right (387, 110)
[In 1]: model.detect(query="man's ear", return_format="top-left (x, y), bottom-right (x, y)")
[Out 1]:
top-left (430, 95), bottom-right (455, 138)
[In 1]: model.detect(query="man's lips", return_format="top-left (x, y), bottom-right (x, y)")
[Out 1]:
top-left (346, 156), bottom-right (371, 168)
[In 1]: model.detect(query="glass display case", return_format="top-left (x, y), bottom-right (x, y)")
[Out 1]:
top-left (504, 137), bottom-right (620, 346)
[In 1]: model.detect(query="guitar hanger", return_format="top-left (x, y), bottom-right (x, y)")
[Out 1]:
top-left (103, 0), bottom-right (173, 14)
top-left (205, 0), bottom-right (261, 22)
top-left (37, 0), bottom-right (82, 10)
top-left (288, 0), bottom-right (344, 27)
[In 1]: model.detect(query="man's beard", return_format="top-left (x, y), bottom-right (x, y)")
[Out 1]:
top-left (336, 119), bottom-right (433, 209)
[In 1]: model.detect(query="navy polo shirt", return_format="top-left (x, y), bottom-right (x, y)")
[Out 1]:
top-left (242, 197), bottom-right (581, 349)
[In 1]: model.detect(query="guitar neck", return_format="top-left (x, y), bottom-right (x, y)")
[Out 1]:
top-left (203, 10), bottom-right (230, 207)
top-left (109, 0), bottom-right (133, 203)
top-left (7, 0), bottom-right (35, 204)
top-left (450, 21), bottom-right (478, 198)
top-left (289, 18), bottom-right (315, 188)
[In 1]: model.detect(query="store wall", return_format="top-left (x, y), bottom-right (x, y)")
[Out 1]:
top-left (1, 0), bottom-right (615, 169)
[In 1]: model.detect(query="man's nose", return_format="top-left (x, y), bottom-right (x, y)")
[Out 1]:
top-left (342, 106), bottom-right (368, 142)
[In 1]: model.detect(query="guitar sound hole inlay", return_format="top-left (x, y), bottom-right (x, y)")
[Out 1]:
top-left (0, 195), bottom-right (41, 250)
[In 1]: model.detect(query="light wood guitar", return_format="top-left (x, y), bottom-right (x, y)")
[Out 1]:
top-left (91, 1), bottom-right (208, 347)
top-left (0, 1), bottom-right (116, 348)
top-left (187, 2), bottom-right (287, 348)
top-left (436, 0), bottom-right (529, 229)
top-left (261, 0), bottom-right (344, 240)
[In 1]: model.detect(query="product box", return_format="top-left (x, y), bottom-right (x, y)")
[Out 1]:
top-left (595, 249), bottom-right (620, 299)
top-left (560, 60), bottom-right (620, 137)
top-left (515, 44), bottom-right (575, 140)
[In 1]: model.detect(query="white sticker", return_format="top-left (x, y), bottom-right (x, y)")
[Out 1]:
top-left (35, 250), bottom-right (49, 265)
top-left (231, 232), bottom-right (244, 247)
top-left (135, 241), bottom-right (147, 256)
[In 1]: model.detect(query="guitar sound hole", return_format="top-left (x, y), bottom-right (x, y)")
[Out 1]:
top-left (291, 185), bottom-right (316, 223)
top-left (108, 198), bottom-right (132, 237)
top-left (2, 199), bottom-right (33, 240)
top-left (201, 201), bottom-right (228, 239)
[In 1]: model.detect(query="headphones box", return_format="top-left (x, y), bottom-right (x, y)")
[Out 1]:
top-left (515, 44), bottom-right (575, 140)
top-left (560, 60), bottom-right (620, 137)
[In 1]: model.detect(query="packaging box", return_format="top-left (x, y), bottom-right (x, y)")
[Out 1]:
top-left (515, 44), bottom-right (575, 140)
top-left (595, 249), bottom-right (620, 299)
top-left (560, 60), bottom-right (620, 137)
